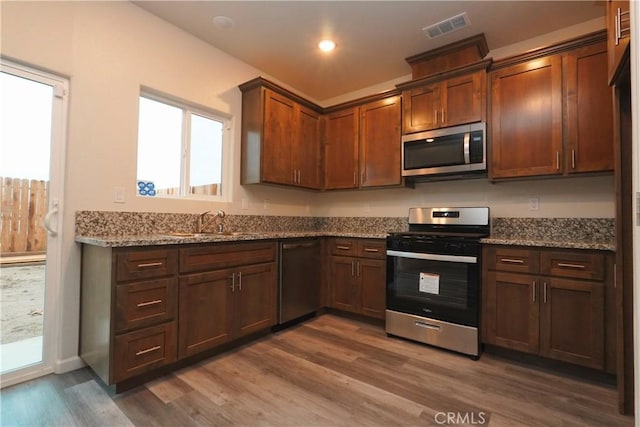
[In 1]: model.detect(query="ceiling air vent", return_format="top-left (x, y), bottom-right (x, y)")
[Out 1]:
top-left (422, 12), bottom-right (470, 39)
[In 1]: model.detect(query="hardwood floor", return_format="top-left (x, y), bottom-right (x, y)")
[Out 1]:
top-left (1, 314), bottom-right (633, 426)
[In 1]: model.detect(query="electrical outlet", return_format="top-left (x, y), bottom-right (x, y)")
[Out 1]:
top-left (263, 199), bottom-right (270, 210)
top-left (528, 197), bottom-right (539, 211)
top-left (114, 187), bottom-right (125, 203)
top-left (241, 197), bottom-right (249, 210)
top-left (364, 203), bottom-right (371, 213)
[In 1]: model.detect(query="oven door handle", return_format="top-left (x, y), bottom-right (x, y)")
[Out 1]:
top-left (386, 250), bottom-right (477, 264)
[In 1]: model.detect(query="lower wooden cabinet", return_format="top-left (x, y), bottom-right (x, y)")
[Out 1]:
top-left (178, 242), bottom-right (277, 359)
top-left (80, 245), bottom-right (180, 386)
top-left (80, 241), bottom-right (277, 389)
top-left (482, 245), bottom-right (614, 372)
top-left (328, 238), bottom-right (386, 319)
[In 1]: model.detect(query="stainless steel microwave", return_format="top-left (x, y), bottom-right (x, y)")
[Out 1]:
top-left (402, 122), bottom-right (486, 181)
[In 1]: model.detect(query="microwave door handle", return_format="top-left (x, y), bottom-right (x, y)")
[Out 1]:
top-left (463, 132), bottom-right (471, 164)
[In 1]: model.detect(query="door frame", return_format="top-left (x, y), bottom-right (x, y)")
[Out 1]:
top-left (0, 59), bottom-right (69, 388)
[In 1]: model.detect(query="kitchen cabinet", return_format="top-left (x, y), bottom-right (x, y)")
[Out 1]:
top-left (490, 55), bottom-right (563, 178)
top-left (328, 238), bottom-right (386, 319)
top-left (240, 78), bottom-right (323, 190)
top-left (490, 32), bottom-right (612, 179)
top-left (323, 108), bottom-right (359, 189)
top-left (401, 70), bottom-right (486, 134)
top-left (359, 96), bottom-right (402, 187)
top-left (607, 0), bottom-right (631, 85)
top-left (324, 94), bottom-right (402, 189)
top-left (178, 241), bottom-right (277, 359)
top-left (80, 241), bottom-right (277, 390)
top-left (564, 41), bottom-right (613, 173)
top-left (482, 245), bottom-right (615, 372)
top-left (81, 246), bottom-right (179, 386)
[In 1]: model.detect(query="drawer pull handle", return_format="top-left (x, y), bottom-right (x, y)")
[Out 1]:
top-left (136, 345), bottom-right (161, 356)
top-left (557, 263), bottom-right (586, 269)
top-left (364, 248), bottom-right (379, 253)
top-left (500, 258), bottom-right (524, 264)
top-left (137, 262), bottom-right (163, 269)
top-left (336, 245), bottom-right (350, 250)
top-left (415, 321), bottom-right (441, 331)
top-left (136, 299), bottom-right (162, 308)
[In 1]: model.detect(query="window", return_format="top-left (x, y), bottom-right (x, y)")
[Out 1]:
top-left (136, 93), bottom-right (229, 199)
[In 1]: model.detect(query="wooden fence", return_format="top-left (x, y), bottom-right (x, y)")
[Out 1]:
top-left (156, 183), bottom-right (218, 196)
top-left (0, 177), bottom-right (48, 256)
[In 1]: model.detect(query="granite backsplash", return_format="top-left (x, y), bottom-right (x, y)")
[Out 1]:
top-left (75, 211), bottom-right (407, 237)
top-left (490, 217), bottom-right (615, 244)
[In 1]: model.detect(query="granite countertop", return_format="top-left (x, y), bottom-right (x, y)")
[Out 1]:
top-left (75, 231), bottom-right (389, 248)
top-left (480, 237), bottom-right (615, 252)
top-left (74, 211), bottom-right (616, 252)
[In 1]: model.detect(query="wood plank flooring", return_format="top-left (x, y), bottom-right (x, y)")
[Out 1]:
top-left (1, 314), bottom-right (634, 426)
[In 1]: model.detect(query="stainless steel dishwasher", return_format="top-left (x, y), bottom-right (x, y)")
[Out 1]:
top-left (278, 239), bottom-right (321, 325)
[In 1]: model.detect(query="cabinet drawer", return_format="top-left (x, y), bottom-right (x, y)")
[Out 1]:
top-left (180, 241), bottom-right (276, 273)
top-left (330, 239), bottom-right (358, 256)
top-left (484, 246), bottom-right (539, 274)
top-left (540, 250), bottom-right (605, 280)
top-left (115, 278), bottom-right (177, 333)
top-left (113, 322), bottom-right (177, 383)
top-left (358, 240), bottom-right (386, 259)
top-left (116, 248), bottom-right (177, 282)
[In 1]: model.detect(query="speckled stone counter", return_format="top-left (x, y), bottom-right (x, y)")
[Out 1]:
top-left (75, 211), bottom-right (406, 248)
top-left (481, 217), bottom-right (615, 251)
top-left (75, 211), bottom-right (615, 251)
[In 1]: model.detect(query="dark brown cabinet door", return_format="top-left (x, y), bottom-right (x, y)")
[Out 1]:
top-left (607, 0), bottom-right (631, 84)
top-left (358, 259), bottom-right (386, 319)
top-left (330, 256), bottom-right (358, 312)
top-left (262, 89), bottom-right (296, 185)
top-left (402, 84), bottom-right (439, 133)
top-left (539, 277), bottom-right (605, 369)
top-left (441, 71), bottom-right (485, 127)
top-left (490, 55), bottom-right (563, 178)
top-left (402, 71), bottom-right (485, 134)
top-left (484, 271), bottom-right (539, 354)
top-left (324, 108), bottom-right (359, 189)
top-left (234, 263), bottom-right (277, 338)
top-left (359, 96), bottom-right (402, 188)
top-left (178, 270), bottom-right (233, 359)
top-left (295, 105), bottom-right (322, 189)
top-left (564, 42), bottom-right (613, 174)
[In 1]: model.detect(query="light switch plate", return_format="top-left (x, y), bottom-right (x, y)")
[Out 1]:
top-left (114, 187), bottom-right (125, 203)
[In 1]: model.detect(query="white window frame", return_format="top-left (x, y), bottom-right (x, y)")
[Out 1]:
top-left (137, 90), bottom-right (232, 202)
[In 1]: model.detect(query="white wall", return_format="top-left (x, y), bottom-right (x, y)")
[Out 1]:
top-left (0, 1), bottom-right (615, 372)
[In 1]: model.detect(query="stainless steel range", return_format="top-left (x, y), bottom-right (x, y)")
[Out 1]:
top-left (386, 207), bottom-right (489, 358)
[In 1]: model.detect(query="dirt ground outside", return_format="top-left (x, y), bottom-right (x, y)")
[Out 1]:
top-left (0, 263), bottom-right (45, 345)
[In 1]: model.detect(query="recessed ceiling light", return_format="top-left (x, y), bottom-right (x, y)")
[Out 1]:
top-left (213, 15), bottom-right (235, 30)
top-left (318, 39), bottom-right (336, 52)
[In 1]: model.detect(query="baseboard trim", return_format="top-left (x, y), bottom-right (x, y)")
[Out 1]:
top-left (55, 355), bottom-right (85, 374)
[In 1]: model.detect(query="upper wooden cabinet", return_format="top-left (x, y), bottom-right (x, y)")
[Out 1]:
top-left (324, 93), bottom-right (402, 190)
top-left (400, 69), bottom-right (487, 134)
top-left (240, 78), bottom-right (323, 190)
top-left (490, 32), bottom-right (613, 179)
top-left (359, 96), bottom-right (402, 188)
top-left (564, 41), bottom-right (613, 174)
top-left (606, 0), bottom-right (631, 85)
top-left (324, 108), bottom-right (359, 190)
top-left (490, 55), bottom-right (563, 178)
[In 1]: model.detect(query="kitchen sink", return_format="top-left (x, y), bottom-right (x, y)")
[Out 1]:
top-left (160, 231), bottom-right (255, 238)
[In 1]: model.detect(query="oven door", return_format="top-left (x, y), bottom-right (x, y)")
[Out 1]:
top-left (386, 250), bottom-right (480, 327)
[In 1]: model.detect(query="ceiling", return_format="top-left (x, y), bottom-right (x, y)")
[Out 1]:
top-left (133, 1), bottom-right (605, 102)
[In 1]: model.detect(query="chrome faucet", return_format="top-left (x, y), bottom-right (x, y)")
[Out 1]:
top-left (196, 210), bottom-right (226, 233)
